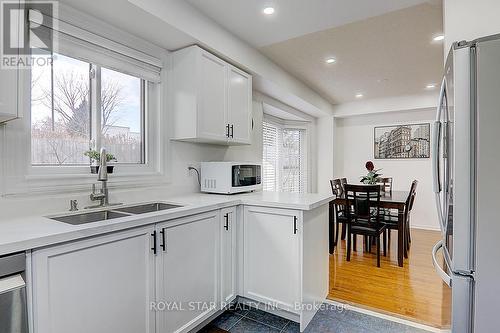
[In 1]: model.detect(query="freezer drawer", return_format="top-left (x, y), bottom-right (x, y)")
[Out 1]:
top-left (451, 273), bottom-right (473, 333)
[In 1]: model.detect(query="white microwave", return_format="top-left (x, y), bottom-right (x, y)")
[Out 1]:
top-left (200, 162), bottom-right (262, 194)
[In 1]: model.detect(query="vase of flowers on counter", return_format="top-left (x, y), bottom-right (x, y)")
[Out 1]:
top-left (360, 161), bottom-right (382, 184)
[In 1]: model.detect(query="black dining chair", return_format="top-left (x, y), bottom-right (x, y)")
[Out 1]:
top-left (380, 180), bottom-right (418, 257)
top-left (345, 184), bottom-right (387, 267)
top-left (377, 177), bottom-right (393, 194)
top-left (330, 179), bottom-right (348, 252)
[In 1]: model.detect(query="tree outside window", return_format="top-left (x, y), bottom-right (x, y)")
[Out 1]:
top-left (31, 53), bottom-right (145, 166)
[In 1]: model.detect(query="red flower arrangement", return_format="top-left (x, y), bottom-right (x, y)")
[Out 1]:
top-left (361, 160), bottom-right (382, 184)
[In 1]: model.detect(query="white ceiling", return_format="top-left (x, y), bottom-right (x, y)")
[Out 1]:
top-left (60, 0), bottom-right (443, 109)
top-left (260, 2), bottom-right (443, 104)
top-left (187, 0), bottom-right (430, 47)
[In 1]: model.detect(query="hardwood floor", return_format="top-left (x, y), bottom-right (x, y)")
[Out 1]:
top-left (328, 228), bottom-right (452, 329)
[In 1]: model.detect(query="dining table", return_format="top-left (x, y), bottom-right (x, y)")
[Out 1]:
top-left (329, 190), bottom-right (410, 267)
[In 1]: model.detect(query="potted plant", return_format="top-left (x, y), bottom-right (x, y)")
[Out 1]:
top-left (360, 161), bottom-right (382, 184)
top-left (84, 150), bottom-right (117, 174)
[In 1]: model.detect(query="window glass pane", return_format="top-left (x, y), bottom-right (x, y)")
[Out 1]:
top-left (31, 53), bottom-right (91, 165)
top-left (100, 67), bottom-right (144, 164)
top-left (262, 121), bottom-right (307, 193)
top-left (282, 129), bottom-right (306, 193)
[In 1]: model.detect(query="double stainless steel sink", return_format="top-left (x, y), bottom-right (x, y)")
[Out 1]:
top-left (50, 202), bottom-right (183, 225)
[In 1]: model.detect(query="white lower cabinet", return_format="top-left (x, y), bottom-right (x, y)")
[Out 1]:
top-left (30, 204), bottom-right (327, 333)
top-left (220, 207), bottom-right (237, 305)
top-left (243, 206), bottom-right (301, 313)
top-left (31, 226), bottom-right (155, 333)
top-left (155, 210), bottom-right (220, 333)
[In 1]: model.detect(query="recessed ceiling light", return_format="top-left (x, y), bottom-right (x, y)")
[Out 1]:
top-left (426, 83), bottom-right (436, 89)
top-left (355, 93), bottom-right (364, 98)
top-left (263, 7), bottom-right (275, 15)
top-left (433, 34), bottom-right (444, 42)
top-left (325, 57), bottom-right (336, 64)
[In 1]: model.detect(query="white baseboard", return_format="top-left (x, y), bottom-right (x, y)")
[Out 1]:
top-left (325, 299), bottom-right (450, 333)
top-left (410, 224), bottom-right (441, 231)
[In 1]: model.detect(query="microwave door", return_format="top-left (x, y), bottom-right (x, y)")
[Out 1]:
top-left (232, 165), bottom-right (261, 187)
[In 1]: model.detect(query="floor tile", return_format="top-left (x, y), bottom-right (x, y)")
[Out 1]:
top-left (211, 311), bottom-right (244, 331)
top-left (245, 308), bottom-right (290, 330)
top-left (202, 303), bottom-right (432, 333)
top-left (281, 321), bottom-right (300, 333)
top-left (229, 318), bottom-right (281, 333)
top-left (198, 325), bottom-right (230, 333)
top-left (225, 303), bottom-right (252, 317)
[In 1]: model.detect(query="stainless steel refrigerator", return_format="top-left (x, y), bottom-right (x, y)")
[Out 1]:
top-left (432, 35), bottom-right (500, 333)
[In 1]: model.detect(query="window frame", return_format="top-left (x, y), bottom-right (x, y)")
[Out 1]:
top-left (27, 56), bottom-right (157, 174)
top-left (262, 114), bottom-right (310, 193)
top-left (5, 32), bottom-right (167, 194)
top-left (29, 54), bottom-right (151, 168)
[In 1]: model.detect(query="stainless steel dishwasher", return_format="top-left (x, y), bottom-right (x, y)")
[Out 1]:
top-left (0, 252), bottom-right (28, 333)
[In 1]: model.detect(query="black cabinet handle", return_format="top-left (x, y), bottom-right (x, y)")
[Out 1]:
top-left (293, 216), bottom-right (298, 234)
top-left (160, 228), bottom-right (166, 252)
top-left (224, 213), bottom-right (229, 231)
top-left (230, 124), bottom-right (234, 138)
top-left (151, 231), bottom-right (157, 254)
top-left (226, 124), bottom-right (230, 138)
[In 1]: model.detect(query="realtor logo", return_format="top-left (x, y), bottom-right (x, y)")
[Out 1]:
top-left (1, 0), bottom-right (58, 68)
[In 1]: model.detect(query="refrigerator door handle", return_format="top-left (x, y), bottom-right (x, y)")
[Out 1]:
top-left (433, 76), bottom-right (447, 234)
top-left (432, 240), bottom-right (452, 287)
top-left (432, 120), bottom-right (442, 194)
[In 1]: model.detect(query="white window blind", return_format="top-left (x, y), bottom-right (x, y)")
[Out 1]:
top-left (29, 10), bottom-right (162, 82)
top-left (263, 121), bottom-right (279, 191)
top-left (262, 121), bottom-right (307, 193)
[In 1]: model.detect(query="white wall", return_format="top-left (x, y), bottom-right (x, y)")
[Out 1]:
top-left (316, 116), bottom-right (335, 194)
top-left (444, 0), bottom-right (500, 53)
top-left (332, 94), bottom-right (438, 118)
top-left (334, 108), bottom-right (439, 230)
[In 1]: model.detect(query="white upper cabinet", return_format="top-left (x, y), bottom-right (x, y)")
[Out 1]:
top-left (198, 52), bottom-right (227, 142)
top-left (0, 1), bottom-right (22, 124)
top-left (171, 46), bottom-right (252, 145)
top-left (227, 65), bottom-right (252, 144)
top-left (0, 67), bottom-right (20, 123)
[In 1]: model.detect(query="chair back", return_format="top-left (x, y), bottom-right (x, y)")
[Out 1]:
top-left (345, 184), bottom-right (381, 224)
top-left (407, 180), bottom-right (418, 213)
top-left (377, 177), bottom-right (393, 193)
top-left (330, 179), bottom-right (344, 197)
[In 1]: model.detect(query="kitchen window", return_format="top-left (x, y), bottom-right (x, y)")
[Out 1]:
top-left (0, 8), bottom-right (168, 195)
top-left (262, 120), bottom-right (308, 193)
top-left (31, 53), bottom-right (146, 166)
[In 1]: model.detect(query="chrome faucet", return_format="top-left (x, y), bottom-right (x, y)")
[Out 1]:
top-left (85, 147), bottom-right (121, 209)
top-left (97, 147), bottom-right (108, 182)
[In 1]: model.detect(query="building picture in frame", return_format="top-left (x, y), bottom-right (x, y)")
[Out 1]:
top-left (374, 123), bottom-right (430, 159)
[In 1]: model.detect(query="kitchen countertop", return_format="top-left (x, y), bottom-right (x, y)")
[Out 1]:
top-left (0, 191), bottom-right (333, 256)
